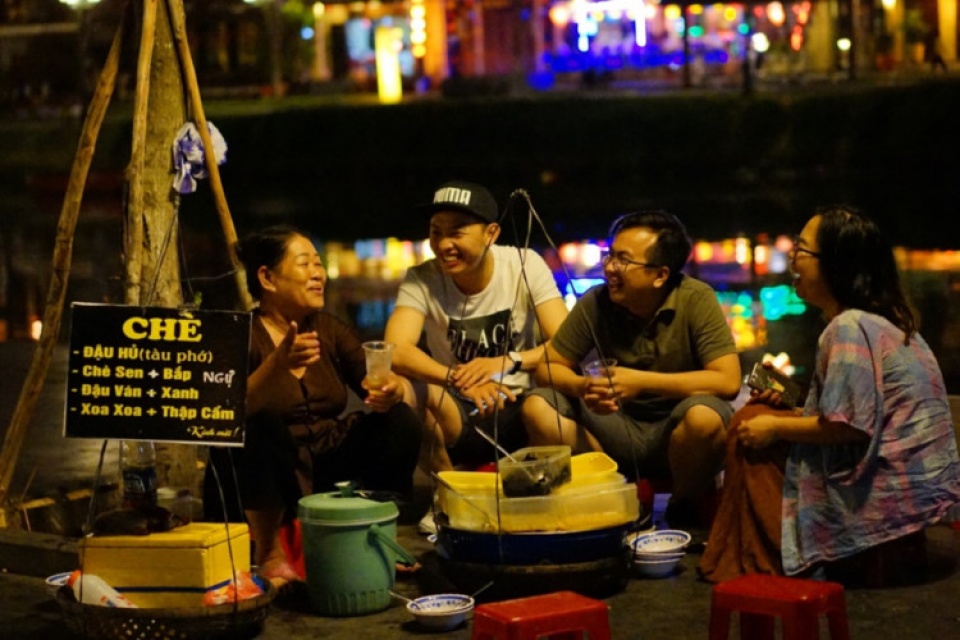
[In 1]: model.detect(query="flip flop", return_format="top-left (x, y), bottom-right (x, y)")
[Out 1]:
top-left (260, 559), bottom-right (304, 592)
top-left (395, 561), bottom-right (422, 578)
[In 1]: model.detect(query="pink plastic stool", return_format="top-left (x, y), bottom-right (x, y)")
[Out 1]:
top-left (472, 591), bottom-right (611, 640)
top-left (709, 574), bottom-right (850, 640)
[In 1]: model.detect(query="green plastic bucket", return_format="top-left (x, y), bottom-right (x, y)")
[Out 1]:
top-left (298, 483), bottom-right (416, 616)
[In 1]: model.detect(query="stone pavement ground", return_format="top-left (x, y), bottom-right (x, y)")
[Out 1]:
top-left (2, 524), bottom-right (960, 639)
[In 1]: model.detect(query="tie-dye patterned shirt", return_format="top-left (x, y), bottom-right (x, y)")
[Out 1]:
top-left (781, 309), bottom-right (960, 575)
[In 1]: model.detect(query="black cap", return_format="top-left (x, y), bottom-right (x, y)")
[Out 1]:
top-left (414, 180), bottom-right (499, 224)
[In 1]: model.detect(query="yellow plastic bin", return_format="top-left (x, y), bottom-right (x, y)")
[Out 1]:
top-left (436, 453), bottom-right (637, 533)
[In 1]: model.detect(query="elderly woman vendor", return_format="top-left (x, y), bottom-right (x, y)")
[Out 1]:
top-left (699, 205), bottom-right (960, 583)
top-left (204, 225), bottom-right (421, 588)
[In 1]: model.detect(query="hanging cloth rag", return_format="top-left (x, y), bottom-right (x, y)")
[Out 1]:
top-left (171, 121), bottom-right (228, 194)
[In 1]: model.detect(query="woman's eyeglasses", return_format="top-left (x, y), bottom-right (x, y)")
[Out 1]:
top-left (790, 236), bottom-right (821, 259)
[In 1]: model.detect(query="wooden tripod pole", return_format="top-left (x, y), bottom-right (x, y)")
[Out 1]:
top-left (123, 0), bottom-right (158, 305)
top-left (166, 0), bottom-right (253, 311)
top-left (0, 12), bottom-right (127, 523)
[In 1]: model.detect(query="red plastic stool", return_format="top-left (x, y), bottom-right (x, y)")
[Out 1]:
top-left (709, 574), bottom-right (850, 640)
top-left (472, 591), bottom-right (611, 640)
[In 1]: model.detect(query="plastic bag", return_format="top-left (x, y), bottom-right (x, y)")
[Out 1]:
top-left (202, 571), bottom-right (263, 606)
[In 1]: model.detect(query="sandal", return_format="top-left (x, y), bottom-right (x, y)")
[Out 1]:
top-left (260, 559), bottom-right (304, 591)
top-left (395, 561), bottom-right (422, 578)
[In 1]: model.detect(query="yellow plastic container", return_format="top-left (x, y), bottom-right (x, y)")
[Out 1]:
top-left (436, 484), bottom-right (556, 532)
top-left (556, 481), bottom-right (640, 530)
top-left (437, 452), bottom-right (619, 496)
top-left (558, 452), bottom-right (620, 491)
top-left (436, 453), bottom-right (638, 533)
top-left (79, 522), bottom-right (250, 608)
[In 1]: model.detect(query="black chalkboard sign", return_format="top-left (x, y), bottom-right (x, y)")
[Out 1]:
top-left (65, 303), bottom-right (251, 445)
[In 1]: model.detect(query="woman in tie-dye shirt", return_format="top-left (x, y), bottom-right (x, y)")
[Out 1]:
top-left (699, 206), bottom-right (960, 582)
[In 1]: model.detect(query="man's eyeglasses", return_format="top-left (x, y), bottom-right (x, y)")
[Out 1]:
top-left (600, 250), bottom-right (659, 270)
top-left (790, 236), bottom-right (821, 259)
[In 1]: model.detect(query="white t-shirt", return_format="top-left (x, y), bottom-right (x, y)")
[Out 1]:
top-left (395, 245), bottom-right (561, 392)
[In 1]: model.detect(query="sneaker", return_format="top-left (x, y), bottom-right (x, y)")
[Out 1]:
top-left (418, 511), bottom-right (438, 535)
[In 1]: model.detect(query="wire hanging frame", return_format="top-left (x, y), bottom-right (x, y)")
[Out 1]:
top-left (427, 188), bottom-right (642, 566)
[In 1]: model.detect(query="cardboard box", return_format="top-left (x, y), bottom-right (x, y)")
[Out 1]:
top-left (79, 522), bottom-right (250, 608)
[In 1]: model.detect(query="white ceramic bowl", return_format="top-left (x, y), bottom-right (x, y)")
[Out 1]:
top-left (630, 529), bottom-right (691, 554)
top-left (633, 550), bottom-right (685, 562)
top-left (633, 557), bottom-right (681, 578)
top-left (407, 593), bottom-right (475, 630)
top-left (45, 572), bottom-right (72, 597)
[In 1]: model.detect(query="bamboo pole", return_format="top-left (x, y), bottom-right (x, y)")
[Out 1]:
top-left (165, 0), bottom-right (253, 311)
top-left (124, 0), bottom-right (158, 305)
top-left (0, 14), bottom-right (127, 525)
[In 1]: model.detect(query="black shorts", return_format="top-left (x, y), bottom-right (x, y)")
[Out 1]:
top-left (445, 390), bottom-right (530, 467)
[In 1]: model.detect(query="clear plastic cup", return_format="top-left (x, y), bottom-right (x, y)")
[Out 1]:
top-left (362, 341), bottom-right (395, 387)
top-left (584, 358), bottom-right (617, 379)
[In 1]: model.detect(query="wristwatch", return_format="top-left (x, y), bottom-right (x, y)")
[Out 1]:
top-left (507, 351), bottom-right (523, 375)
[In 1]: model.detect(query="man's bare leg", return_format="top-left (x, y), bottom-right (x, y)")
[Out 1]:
top-left (521, 394), bottom-right (601, 453)
top-left (665, 404), bottom-right (725, 528)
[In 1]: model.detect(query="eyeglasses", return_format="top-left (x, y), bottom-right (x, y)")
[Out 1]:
top-left (600, 250), bottom-right (659, 271)
top-left (790, 236), bottom-right (821, 259)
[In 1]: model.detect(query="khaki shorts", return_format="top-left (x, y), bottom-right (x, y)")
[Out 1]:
top-left (527, 389), bottom-right (732, 480)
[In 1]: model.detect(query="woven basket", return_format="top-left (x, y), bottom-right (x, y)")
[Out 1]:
top-left (55, 583), bottom-right (275, 640)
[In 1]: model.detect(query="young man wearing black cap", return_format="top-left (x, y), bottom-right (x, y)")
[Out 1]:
top-left (384, 180), bottom-right (568, 530)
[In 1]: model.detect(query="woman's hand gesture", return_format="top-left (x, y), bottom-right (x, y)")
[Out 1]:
top-left (276, 322), bottom-right (321, 370)
top-left (734, 413), bottom-right (780, 449)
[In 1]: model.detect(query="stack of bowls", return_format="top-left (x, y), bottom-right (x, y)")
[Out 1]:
top-left (627, 529), bottom-right (692, 578)
top-left (406, 593), bottom-right (475, 630)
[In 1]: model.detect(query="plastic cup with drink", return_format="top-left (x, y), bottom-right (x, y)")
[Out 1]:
top-left (362, 341), bottom-right (395, 388)
top-left (584, 358), bottom-right (617, 381)
top-left (584, 358), bottom-right (618, 408)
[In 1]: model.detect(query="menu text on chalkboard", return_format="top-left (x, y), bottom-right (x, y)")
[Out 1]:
top-left (65, 303), bottom-right (251, 446)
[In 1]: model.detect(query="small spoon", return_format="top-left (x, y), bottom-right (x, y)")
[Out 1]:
top-left (474, 428), bottom-right (518, 462)
top-left (471, 581), bottom-right (495, 599)
top-left (390, 591), bottom-right (413, 605)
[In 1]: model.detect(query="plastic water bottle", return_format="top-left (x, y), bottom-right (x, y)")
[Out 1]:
top-left (66, 570), bottom-right (137, 608)
top-left (121, 441), bottom-right (157, 510)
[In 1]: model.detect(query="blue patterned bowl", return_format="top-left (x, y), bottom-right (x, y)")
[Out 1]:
top-left (407, 593), bottom-right (474, 630)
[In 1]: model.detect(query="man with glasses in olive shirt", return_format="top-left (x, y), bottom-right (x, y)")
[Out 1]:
top-left (525, 210), bottom-right (741, 528)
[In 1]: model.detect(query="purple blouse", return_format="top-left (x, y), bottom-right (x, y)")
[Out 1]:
top-left (781, 309), bottom-right (960, 574)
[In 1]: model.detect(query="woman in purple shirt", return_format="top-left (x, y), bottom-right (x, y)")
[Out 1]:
top-left (699, 205), bottom-right (960, 583)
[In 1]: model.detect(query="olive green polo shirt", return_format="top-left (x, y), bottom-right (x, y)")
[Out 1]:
top-left (550, 275), bottom-right (737, 418)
